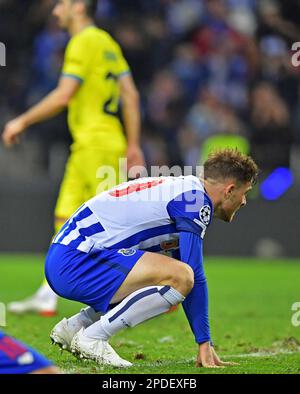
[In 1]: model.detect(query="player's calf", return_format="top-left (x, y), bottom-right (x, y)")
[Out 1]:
top-left (80, 284), bottom-right (185, 346)
top-left (70, 284), bottom-right (185, 367)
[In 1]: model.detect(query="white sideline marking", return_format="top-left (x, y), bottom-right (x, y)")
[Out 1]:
top-left (225, 350), bottom-right (299, 358)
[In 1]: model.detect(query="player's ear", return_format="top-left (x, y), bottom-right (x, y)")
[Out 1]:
top-left (72, 0), bottom-right (85, 16)
top-left (224, 183), bottom-right (235, 199)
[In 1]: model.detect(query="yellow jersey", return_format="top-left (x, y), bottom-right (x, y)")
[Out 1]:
top-left (62, 26), bottom-right (130, 151)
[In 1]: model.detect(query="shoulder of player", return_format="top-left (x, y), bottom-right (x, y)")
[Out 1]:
top-left (82, 27), bottom-right (120, 47)
top-left (169, 177), bottom-right (213, 217)
top-left (178, 175), bottom-right (205, 193)
top-left (67, 26), bottom-right (106, 47)
top-left (68, 27), bottom-right (121, 55)
top-left (182, 175), bottom-right (213, 208)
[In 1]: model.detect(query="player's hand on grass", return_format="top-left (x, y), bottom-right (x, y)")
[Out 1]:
top-left (127, 144), bottom-right (145, 176)
top-left (211, 346), bottom-right (239, 367)
top-left (2, 117), bottom-right (27, 147)
top-left (196, 342), bottom-right (239, 368)
top-left (196, 341), bottom-right (223, 368)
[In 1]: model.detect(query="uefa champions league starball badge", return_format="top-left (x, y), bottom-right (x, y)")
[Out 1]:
top-left (199, 205), bottom-right (211, 226)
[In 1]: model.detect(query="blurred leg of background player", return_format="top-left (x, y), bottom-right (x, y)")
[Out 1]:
top-left (7, 148), bottom-right (126, 316)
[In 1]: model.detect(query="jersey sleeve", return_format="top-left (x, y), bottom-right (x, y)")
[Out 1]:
top-left (62, 35), bottom-right (90, 83)
top-left (0, 334), bottom-right (53, 374)
top-left (179, 231), bottom-right (211, 344)
top-left (114, 42), bottom-right (131, 79)
top-left (167, 189), bottom-right (213, 239)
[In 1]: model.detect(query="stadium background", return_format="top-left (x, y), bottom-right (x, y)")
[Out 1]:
top-left (1, 0), bottom-right (300, 257)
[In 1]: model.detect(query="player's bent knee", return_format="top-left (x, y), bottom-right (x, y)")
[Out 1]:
top-left (166, 263), bottom-right (194, 296)
top-left (180, 264), bottom-right (194, 294)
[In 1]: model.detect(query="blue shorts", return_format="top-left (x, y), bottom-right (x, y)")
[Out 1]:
top-left (0, 332), bottom-right (53, 374)
top-left (45, 244), bottom-right (145, 313)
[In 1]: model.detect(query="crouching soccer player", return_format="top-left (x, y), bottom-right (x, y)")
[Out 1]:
top-left (0, 331), bottom-right (60, 374)
top-left (47, 149), bottom-right (258, 368)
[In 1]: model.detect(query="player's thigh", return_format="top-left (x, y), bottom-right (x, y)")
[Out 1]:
top-left (54, 153), bottom-right (86, 229)
top-left (111, 251), bottom-right (193, 303)
top-left (84, 148), bottom-right (126, 199)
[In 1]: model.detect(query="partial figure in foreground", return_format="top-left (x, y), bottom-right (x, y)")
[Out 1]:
top-left (48, 149), bottom-right (258, 368)
top-left (0, 331), bottom-right (60, 374)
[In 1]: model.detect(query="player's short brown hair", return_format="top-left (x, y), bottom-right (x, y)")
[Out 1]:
top-left (203, 149), bottom-right (259, 185)
top-left (73, 0), bottom-right (98, 17)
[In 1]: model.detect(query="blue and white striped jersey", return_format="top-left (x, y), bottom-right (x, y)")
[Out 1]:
top-left (53, 176), bottom-right (213, 254)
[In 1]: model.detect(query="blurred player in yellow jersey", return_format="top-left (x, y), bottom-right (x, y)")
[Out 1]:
top-left (2, 0), bottom-right (144, 316)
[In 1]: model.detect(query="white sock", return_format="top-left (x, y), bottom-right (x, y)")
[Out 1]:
top-left (68, 307), bottom-right (102, 331)
top-left (83, 285), bottom-right (185, 341)
top-left (35, 282), bottom-right (58, 303)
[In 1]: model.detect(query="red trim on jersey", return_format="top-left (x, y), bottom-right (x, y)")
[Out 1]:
top-left (109, 179), bottom-right (165, 197)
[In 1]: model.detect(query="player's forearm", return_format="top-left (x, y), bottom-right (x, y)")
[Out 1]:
top-left (182, 281), bottom-right (211, 344)
top-left (19, 89), bottom-right (68, 129)
top-left (179, 231), bottom-right (212, 343)
top-left (122, 92), bottom-right (141, 146)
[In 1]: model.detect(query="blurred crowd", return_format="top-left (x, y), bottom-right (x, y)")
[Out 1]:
top-left (1, 0), bottom-right (300, 177)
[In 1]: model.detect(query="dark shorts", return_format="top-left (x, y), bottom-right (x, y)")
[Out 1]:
top-left (45, 243), bottom-right (145, 313)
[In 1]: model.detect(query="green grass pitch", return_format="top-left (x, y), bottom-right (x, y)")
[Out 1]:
top-left (1, 254), bottom-right (300, 374)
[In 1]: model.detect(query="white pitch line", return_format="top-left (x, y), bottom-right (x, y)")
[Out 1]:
top-left (224, 350), bottom-right (299, 358)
